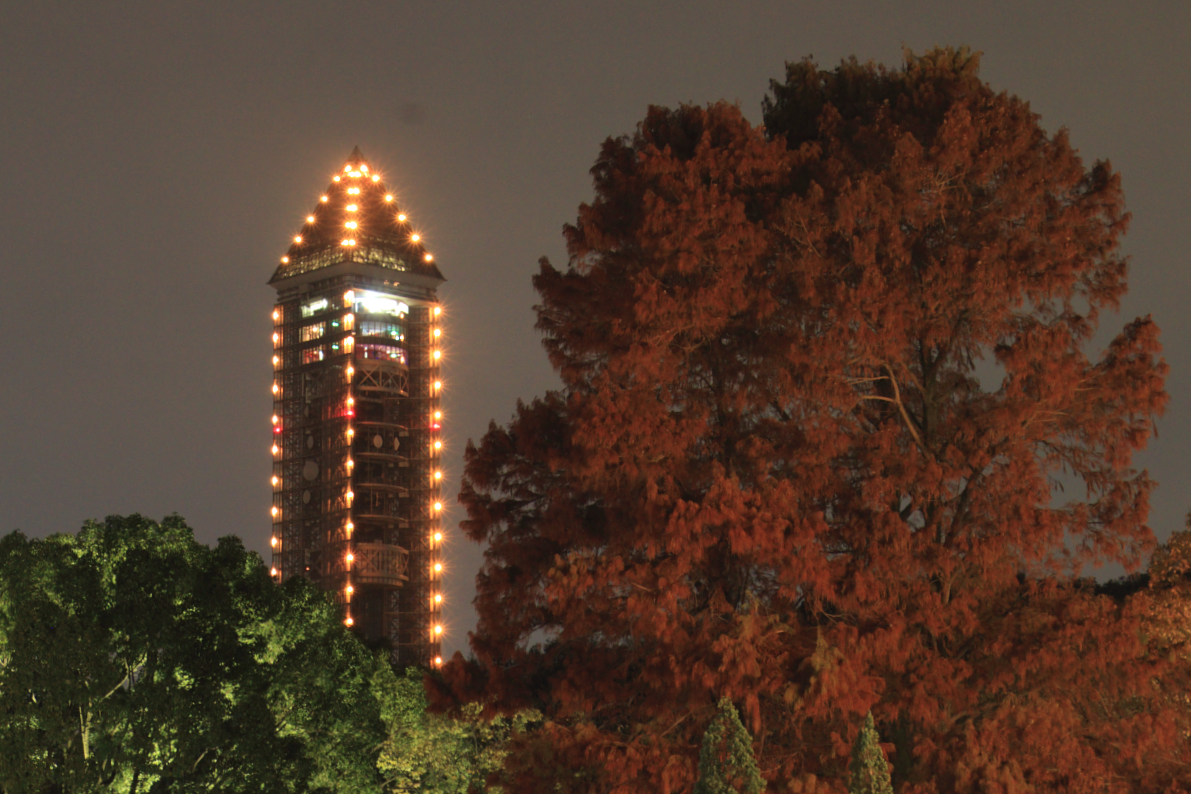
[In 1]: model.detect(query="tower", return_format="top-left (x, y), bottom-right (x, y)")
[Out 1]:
top-left (268, 148), bottom-right (445, 667)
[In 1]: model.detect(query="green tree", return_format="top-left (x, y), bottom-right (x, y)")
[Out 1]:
top-left (0, 514), bottom-right (386, 793)
top-left (377, 666), bottom-right (539, 793)
top-left (694, 698), bottom-right (763, 794)
top-left (848, 713), bottom-right (892, 794)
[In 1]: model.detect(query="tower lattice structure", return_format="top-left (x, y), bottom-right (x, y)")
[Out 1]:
top-left (268, 148), bottom-right (445, 667)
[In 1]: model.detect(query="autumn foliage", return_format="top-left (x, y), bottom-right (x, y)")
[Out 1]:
top-left (445, 49), bottom-right (1182, 792)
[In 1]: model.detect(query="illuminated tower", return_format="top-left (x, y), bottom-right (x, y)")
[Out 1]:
top-left (268, 148), bottom-right (445, 667)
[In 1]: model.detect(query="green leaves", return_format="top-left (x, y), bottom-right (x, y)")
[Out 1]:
top-left (695, 698), bottom-right (763, 794)
top-left (847, 713), bottom-right (892, 794)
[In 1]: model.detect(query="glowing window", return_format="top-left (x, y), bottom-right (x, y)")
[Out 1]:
top-left (301, 298), bottom-right (329, 317)
top-left (352, 291), bottom-right (409, 317)
top-left (300, 322), bottom-right (325, 342)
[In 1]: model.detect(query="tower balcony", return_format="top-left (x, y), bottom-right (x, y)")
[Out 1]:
top-left (352, 542), bottom-right (409, 587)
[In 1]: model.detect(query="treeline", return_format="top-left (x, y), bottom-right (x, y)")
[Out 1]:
top-left (0, 515), bottom-right (530, 794)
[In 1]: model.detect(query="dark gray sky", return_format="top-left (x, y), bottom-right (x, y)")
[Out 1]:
top-left (2, 1), bottom-right (1187, 656)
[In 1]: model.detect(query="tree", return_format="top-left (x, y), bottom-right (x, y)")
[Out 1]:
top-left (848, 713), bottom-right (892, 794)
top-left (450, 48), bottom-right (1179, 792)
top-left (694, 698), bottom-right (763, 794)
top-left (377, 666), bottom-right (540, 793)
top-left (0, 514), bottom-right (386, 794)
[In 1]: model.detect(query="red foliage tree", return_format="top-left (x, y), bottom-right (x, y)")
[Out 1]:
top-left (447, 49), bottom-right (1181, 792)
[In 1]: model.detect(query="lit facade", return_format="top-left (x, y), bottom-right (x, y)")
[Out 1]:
top-left (268, 148), bottom-right (445, 667)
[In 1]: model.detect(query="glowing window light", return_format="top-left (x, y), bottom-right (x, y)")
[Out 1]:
top-left (344, 165), bottom-right (352, 172)
top-left (271, 475), bottom-right (279, 486)
top-left (321, 195), bottom-right (328, 202)
top-left (271, 444), bottom-right (279, 455)
top-left (347, 366), bottom-right (355, 376)
top-left (294, 235), bottom-right (302, 243)
top-left (424, 253), bottom-right (434, 262)
top-left (272, 383), bottom-right (280, 394)
top-left (397, 213), bottom-right (407, 222)
top-left (273, 310), bottom-right (280, 320)
top-left (434, 562), bottom-right (443, 572)
top-left (346, 204), bottom-right (358, 211)
top-left (361, 164), bottom-right (368, 173)
top-left (307, 215), bottom-right (315, 223)
top-left (345, 221), bottom-right (358, 229)
top-left (271, 567), bottom-right (278, 576)
top-left (385, 194), bottom-right (393, 202)
top-left (270, 536), bottom-right (277, 547)
top-left (434, 440), bottom-right (442, 450)
top-left (410, 233), bottom-right (420, 242)
top-left (272, 355), bottom-right (279, 365)
top-left (350, 170), bottom-right (361, 177)
top-left (433, 531), bottom-right (443, 542)
top-left (272, 415), bottom-right (279, 424)
top-left (341, 239), bottom-right (350, 246)
top-left (348, 187), bottom-right (360, 194)
top-left (272, 333), bottom-right (279, 343)
top-left (271, 506), bottom-right (279, 517)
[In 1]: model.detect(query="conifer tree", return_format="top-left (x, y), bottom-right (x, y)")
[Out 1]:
top-left (447, 48), bottom-right (1183, 793)
top-left (848, 713), bottom-right (893, 794)
top-left (694, 698), bottom-right (764, 794)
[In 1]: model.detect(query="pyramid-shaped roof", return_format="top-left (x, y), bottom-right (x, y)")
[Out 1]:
top-left (269, 148), bottom-right (445, 285)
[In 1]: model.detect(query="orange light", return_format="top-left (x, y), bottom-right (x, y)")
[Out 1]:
top-left (273, 310), bottom-right (280, 320)
top-left (270, 536), bottom-right (277, 547)
top-left (346, 490), bottom-right (354, 499)
top-left (348, 187), bottom-right (360, 194)
top-left (347, 458), bottom-right (354, 467)
top-left (345, 221), bottom-right (357, 229)
top-left (433, 306), bottom-right (442, 317)
top-left (307, 215), bottom-right (315, 223)
top-left (347, 366), bottom-right (355, 376)
top-left (321, 195), bottom-right (328, 202)
top-left (272, 333), bottom-right (279, 343)
top-left (432, 350), bottom-right (441, 360)
top-left (434, 656), bottom-right (442, 665)
top-left (345, 290), bottom-right (355, 302)
top-left (434, 562), bottom-right (443, 572)
top-left (347, 204), bottom-right (358, 211)
top-left (411, 233), bottom-right (420, 242)
top-left (272, 355), bottom-right (279, 365)
top-left (347, 397), bottom-right (354, 406)
top-left (346, 584), bottom-right (354, 595)
top-left (434, 440), bottom-right (442, 450)
top-left (372, 175), bottom-right (380, 182)
top-left (271, 476), bottom-right (279, 486)
top-left (434, 625), bottom-right (443, 635)
top-left (333, 175), bottom-right (341, 182)
top-left (385, 194), bottom-right (394, 202)
top-left (281, 256), bottom-right (289, 263)
top-left (433, 328), bottom-right (441, 338)
top-left (272, 415), bottom-right (279, 424)
top-left (433, 531), bottom-right (443, 542)
top-left (346, 521), bottom-right (354, 531)
top-left (271, 567), bottom-right (278, 576)
top-left (434, 471), bottom-right (442, 480)
top-left (272, 445), bottom-right (279, 455)
top-left (271, 506), bottom-right (279, 517)
top-left (294, 235), bottom-right (302, 243)
top-left (272, 383), bottom-right (280, 394)
top-left (344, 165), bottom-right (352, 172)
top-left (397, 213), bottom-right (407, 222)
top-left (361, 164), bottom-right (368, 173)
top-left (346, 553), bottom-right (354, 563)
top-left (345, 616), bottom-right (354, 626)
top-left (434, 501), bottom-right (443, 511)
top-left (350, 170), bottom-right (361, 177)
top-left (433, 380), bottom-right (442, 390)
top-left (347, 428), bottom-right (354, 437)
top-left (434, 594), bottom-right (443, 604)
top-left (424, 253), bottom-right (434, 262)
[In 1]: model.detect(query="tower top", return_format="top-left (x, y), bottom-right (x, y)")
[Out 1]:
top-left (269, 148), bottom-right (445, 287)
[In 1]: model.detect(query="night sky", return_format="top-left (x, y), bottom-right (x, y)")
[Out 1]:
top-left (2, 1), bottom-right (1187, 657)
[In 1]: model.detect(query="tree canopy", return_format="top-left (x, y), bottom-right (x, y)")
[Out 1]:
top-left (447, 48), bottom-right (1182, 792)
top-left (0, 514), bottom-right (385, 794)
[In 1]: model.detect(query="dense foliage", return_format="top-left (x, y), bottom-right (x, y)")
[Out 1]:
top-left (694, 698), bottom-right (763, 794)
top-left (448, 48), bottom-right (1184, 792)
top-left (848, 713), bottom-right (893, 794)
